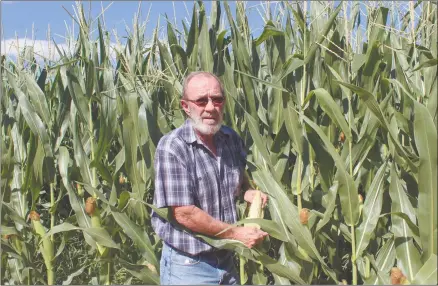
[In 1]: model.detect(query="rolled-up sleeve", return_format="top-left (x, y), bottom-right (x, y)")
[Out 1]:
top-left (154, 147), bottom-right (195, 208)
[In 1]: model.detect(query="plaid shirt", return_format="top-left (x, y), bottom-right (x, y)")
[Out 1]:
top-left (151, 120), bottom-right (247, 255)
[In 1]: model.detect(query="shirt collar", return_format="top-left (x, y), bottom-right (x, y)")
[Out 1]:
top-left (179, 119), bottom-right (231, 144)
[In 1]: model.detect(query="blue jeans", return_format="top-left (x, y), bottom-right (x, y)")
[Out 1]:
top-left (160, 243), bottom-right (239, 285)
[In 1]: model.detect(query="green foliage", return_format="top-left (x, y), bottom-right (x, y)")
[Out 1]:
top-left (1, 1), bottom-right (436, 285)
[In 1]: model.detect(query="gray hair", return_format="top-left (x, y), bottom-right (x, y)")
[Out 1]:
top-left (181, 71), bottom-right (225, 99)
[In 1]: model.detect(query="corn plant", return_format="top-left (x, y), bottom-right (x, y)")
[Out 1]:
top-left (1, 1), bottom-right (436, 285)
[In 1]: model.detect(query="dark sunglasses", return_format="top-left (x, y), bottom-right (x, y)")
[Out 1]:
top-left (183, 97), bottom-right (225, 107)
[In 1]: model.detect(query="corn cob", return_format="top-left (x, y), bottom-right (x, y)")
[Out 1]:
top-left (119, 173), bottom-right (127, 184)
top-left (241, 190), bottom-right (264, 284)
top-left (4, 234), bottom-right (22, 254)
top-left (358, 194), bottom-right (364, 216)
top-left (300, 208), bottom-right (310, 225)
top-left (77, 183), bottom-right (84, 197)
top-left (29, 211), bottom-right (54, 285)
top-left (85, 197), bottom-right (107, 256)
top-left (142, 261), bottom-right (157, 274)
top-left (245, 190), bottom-right (263, 229)
top-left (391, 267), bottom-right (409, 285)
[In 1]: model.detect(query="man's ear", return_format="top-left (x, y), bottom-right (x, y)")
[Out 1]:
top-left (181, 100), bottom-right (190, 115)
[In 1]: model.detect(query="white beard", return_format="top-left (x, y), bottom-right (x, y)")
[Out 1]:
top-left (189, 109), bottom-right (223, 135)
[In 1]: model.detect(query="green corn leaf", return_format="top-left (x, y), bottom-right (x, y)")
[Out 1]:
top-left (44, 222), bottom-right (81, 237)
top-left (58, 146), bottom-right (96, 248)
top-left (111, 208), bottom-right (158, 267)
top-left (303, 116), bottom-right (359, 226)
top-left (284, 101), bottom-right (305, 155)
top-left (316, 181), bottom-right (338, 232)
top-left (83, 227), bottom-right (120, 249)
top-left (355, 161), bottom-right (388, 257)
top-left (66, 67), bottom-right (90, 126)
top-left (253, 169), bottom-right (339, 283)
top-left (389, 163), bottom-right (422, 280)
top-left (312, 88), bottom-right (352, 141)
top-left (413, 102), bottom-right (437, 260)
top-left (245, 112), bottom-right (272, 169)
top-left (70, 106), bottom-right (92, 185)
top-left (412, 58), bottom-right (438, 71)
top-left (22, 72), bottom-right (51, 127)
top-left (336, 81), bottom-right (418, 174)
top-left (365, 237), bottom-right (395, 284)
top-left (62, 265), bottom-right (88, 285)
top-left (7, 73), bottom-right (52, 158)
top-left (118, 258), bottom-right (160, 284)
top-left (411, 254), bottom-right (437, 284)
top-left (254, 24), bottom-right (284, 46)
top-left (198, 235), bottom-right (307, 284)
top-left (198, 8), bottom-right (214, 73)
top-left (304, 4), bottom-right (342, 65)
top-left (236, 219), bottom-right (288, 242)
top-left (380, 212), bottom-right (419, 239)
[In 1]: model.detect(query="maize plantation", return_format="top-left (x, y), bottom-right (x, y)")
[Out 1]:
top-left (1, 1), bottom-right (437, 284)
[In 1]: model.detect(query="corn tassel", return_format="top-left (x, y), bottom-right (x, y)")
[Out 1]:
top-left (29, 211), bottom-right (54, 285)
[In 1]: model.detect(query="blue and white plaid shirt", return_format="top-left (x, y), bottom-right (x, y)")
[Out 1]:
top-left (151, 119), bottom-right (247, 255)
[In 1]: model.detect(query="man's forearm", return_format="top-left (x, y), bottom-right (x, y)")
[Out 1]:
top-left (172, 205), bottom-right (235, 239)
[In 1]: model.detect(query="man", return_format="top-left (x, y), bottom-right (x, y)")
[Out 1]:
top-left (152, 71), bottom-right (268, 285)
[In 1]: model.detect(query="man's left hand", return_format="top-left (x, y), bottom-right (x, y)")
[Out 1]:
top-left (244, 190), bottom-right (268, 208)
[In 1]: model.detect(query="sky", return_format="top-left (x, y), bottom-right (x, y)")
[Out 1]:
top-left (0, 1), bottom-right (421, 64)
top-left (0, 1), bottom-right (272, 63)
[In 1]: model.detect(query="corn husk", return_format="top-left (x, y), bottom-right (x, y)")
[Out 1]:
top-left (245, 191), bottom-right (263, 229)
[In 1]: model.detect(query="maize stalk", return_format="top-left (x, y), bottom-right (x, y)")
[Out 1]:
top-left (29, 211), bottom-right (54, 285)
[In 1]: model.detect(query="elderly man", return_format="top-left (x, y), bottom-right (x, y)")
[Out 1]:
top-left (151, 71), bottom-right (268, 285)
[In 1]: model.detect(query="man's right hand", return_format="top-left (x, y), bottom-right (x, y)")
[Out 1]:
top-left (230, 226), bottom-right (268, 248)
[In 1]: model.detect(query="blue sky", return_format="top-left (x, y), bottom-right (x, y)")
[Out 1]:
top-left (1, 1), bottom-right (420, 63)
top-left (1, 1), bottom-right (270, 62)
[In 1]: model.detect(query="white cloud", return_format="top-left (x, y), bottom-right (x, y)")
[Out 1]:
top-left (1, 1), bottom-right (19, 4)
top-left (1, 38), bottom-right (120, 65)
top-left (1, 38), bottom-right (72, 62)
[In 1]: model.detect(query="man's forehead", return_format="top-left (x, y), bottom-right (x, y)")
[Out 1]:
top-left (188, 74), bottom-right (221, 87)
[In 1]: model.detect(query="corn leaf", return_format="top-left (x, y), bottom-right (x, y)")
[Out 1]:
top-left (303, 116), bottom-right (359, 226)
top-left (413, 102), bottom-right (437, 260)
top-left (355, 161), bottom-right (388, 257)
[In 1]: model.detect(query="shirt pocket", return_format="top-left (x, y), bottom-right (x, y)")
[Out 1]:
top-left (194, 164), bottom-right (217, 208)
top-left (225, 167), bottom-right (243, 197)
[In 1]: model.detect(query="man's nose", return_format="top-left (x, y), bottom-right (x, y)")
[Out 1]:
top-left (204, 99), bottom-right (215, 111)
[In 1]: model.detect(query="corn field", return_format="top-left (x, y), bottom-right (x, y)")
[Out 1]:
top-left (1, 1), bottom-right (437, 285)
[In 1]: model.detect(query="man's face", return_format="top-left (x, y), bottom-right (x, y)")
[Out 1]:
top-left (181, 75), bottom-right (225, 136)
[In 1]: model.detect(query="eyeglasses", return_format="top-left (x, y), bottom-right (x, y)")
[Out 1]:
top-left (183, 97), bottom-right (225, 107)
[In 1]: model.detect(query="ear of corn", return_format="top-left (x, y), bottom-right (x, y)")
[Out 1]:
top-left (245, 191), bottom-right (263, 229)
top-left (85, 198), bottom-right (107, 256)
top-left (299, 208), bottom-right (310, 225)
top-left (29, 211), bottom-right (54, 285)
